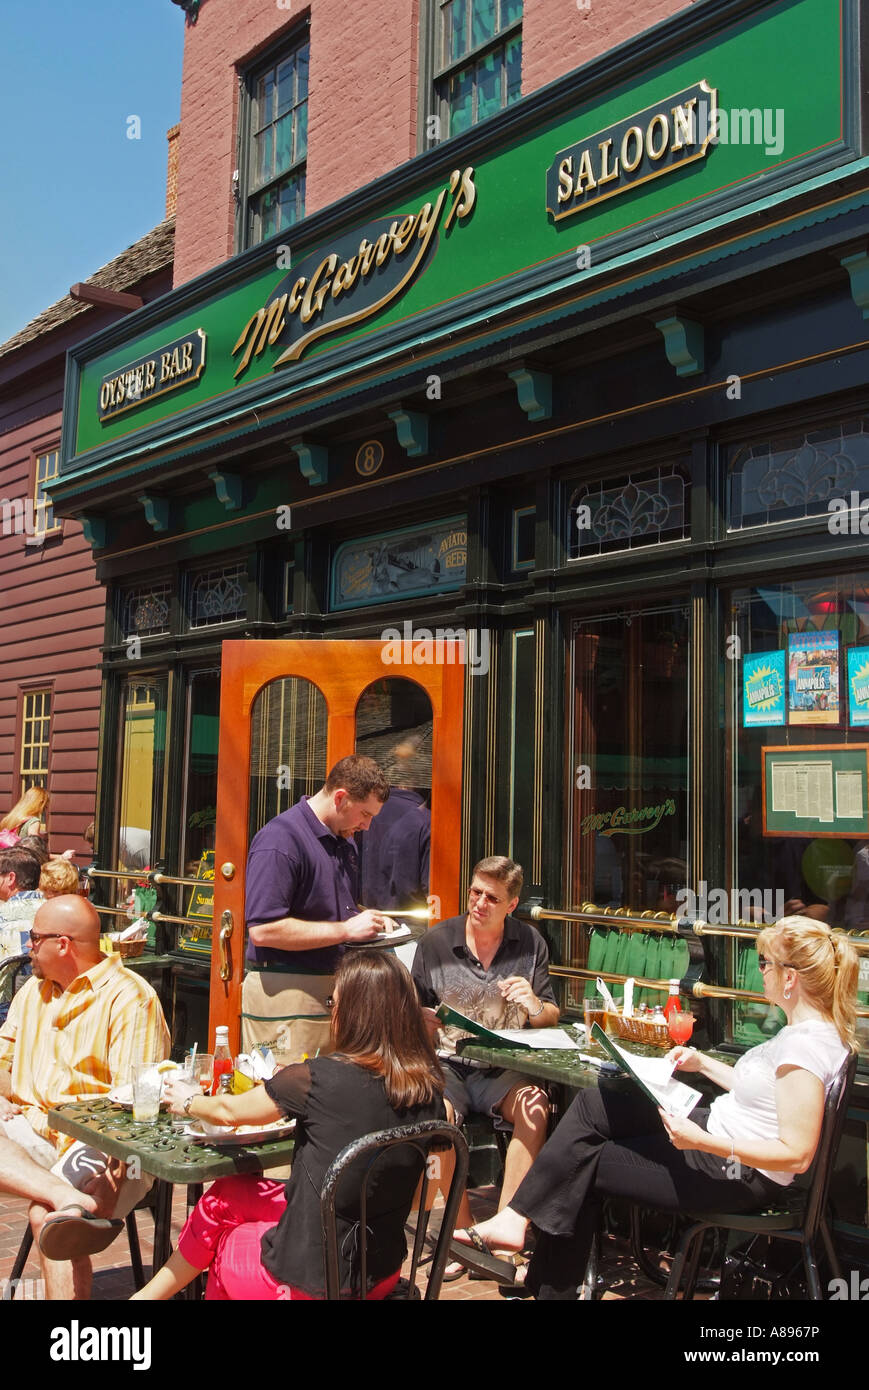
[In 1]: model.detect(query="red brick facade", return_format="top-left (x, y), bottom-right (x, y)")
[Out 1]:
top-left (173, 0), bottom-right (691, 288)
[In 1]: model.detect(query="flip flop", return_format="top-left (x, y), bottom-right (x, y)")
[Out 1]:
top-left (449, 1228), bottom-right (516, 1285)
top-left (38, 1205), bottom-right (124, 1261)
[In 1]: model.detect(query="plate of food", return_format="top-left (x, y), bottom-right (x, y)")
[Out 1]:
top-left (183, 1118), bottom-right (296, 1145)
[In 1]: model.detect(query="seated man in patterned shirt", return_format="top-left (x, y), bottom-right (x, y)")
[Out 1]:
top-left (412, 856), bottom-right (558, 1258)
top-left (0, 895), bottom-right (169, 1299)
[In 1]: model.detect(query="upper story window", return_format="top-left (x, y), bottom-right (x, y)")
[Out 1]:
top-left (433, 0), bottom-right (522, 139)
top-left (32, 449), bottom-right (61, 540)
top-left (241, 31), bottom-right (309, 249)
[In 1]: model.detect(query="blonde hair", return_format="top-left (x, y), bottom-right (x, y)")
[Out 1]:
top-left (39, 858), bottom-right (81, 898)
top-left (1, 786), bottom-right (48, 832)
top-left (757, 915), bottom-right (859, 1052)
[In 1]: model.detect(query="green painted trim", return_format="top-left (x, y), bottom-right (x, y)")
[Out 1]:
top-left (53, 165), bottom-right (869, 512)
top-left (63, 0), bottom-right (852, 471)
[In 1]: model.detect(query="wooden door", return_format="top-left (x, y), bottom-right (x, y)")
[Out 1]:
top-left (210, 640), bottom-right (464, 1045)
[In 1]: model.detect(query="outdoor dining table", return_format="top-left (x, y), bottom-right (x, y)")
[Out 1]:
top-left (47, 1096), bottom-right (296, 1288)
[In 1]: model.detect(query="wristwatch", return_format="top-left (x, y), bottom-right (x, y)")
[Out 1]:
top-left (182, 1092), bottom-right (197, 1116)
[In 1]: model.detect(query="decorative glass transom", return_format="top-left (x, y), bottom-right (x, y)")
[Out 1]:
top-left (568, 467), bottom-right (689, 559)
top-left (122, 583), bottom-right (172, 637)
top-left (728, 418), bottom-right (869, 530)
top-left (189, 564), bottom-right (247, 628)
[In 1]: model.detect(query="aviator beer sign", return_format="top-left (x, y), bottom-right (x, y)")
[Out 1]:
top-left (98, 329), bottom-right (207, 422)
top-left (546, 81), bottom-right (717, 221)
top-left (232, 167), bottom-right (477, 377)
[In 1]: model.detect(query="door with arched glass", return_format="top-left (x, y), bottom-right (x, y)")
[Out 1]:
top-left (210, 641), bottom-right (463, 1042)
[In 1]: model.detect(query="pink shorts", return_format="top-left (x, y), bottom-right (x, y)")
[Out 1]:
top-left (177, 1175), bottom-right (399, 1301)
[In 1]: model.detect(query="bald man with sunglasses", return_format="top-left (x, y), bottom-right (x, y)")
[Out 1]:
top-left (0, 895), bottom-right (169, 1298)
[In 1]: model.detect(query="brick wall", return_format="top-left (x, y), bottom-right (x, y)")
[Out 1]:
top-left (174, 0), bottom-right (691, 287)
top-left (166, 124), bottom-right (181, 219)
top-left (521, 0), bottom-right (691, 93)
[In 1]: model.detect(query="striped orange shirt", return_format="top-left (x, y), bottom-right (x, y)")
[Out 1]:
top-left (0, 953), bottom-right (170, 1154)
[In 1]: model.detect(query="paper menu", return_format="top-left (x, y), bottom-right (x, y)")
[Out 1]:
top-left (493, 1028), bottom-right (582, 1050)
top-left (591, 1025), bottom-right (703, 1118)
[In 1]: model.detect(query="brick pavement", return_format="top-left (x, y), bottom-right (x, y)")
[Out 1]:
top-left (0, 1180), bottom-right (665, 1302)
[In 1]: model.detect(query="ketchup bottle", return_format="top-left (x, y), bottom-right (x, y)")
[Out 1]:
top-left (212, 1025), bottom-right (233, 1095)
top-left (663, 979), bottom-right (682, 1023)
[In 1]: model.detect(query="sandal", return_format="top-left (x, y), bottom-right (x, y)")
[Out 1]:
top-left (38, 1205), bottom-right (124, 1261)
top-left (448, 1227), bottom-right (516, 1285)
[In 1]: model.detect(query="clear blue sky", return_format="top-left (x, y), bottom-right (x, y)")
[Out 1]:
top-left (0, 1), bottom-right (185, 344)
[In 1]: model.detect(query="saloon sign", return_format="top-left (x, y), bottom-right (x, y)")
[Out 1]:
top-left (546, 81), bottom-right (717, 221)
top-left (232, 167), bottom-right (477, 376)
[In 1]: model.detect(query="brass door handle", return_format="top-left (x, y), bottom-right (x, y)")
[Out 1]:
top-left (219, 909), bottom-right (233, 982)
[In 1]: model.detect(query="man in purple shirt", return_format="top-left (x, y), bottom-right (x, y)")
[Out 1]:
top-left (241, 755), bottom-right (392, 1066)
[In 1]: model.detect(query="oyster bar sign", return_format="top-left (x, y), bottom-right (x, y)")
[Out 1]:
top-left (97, 329), bottom-right (206, 422)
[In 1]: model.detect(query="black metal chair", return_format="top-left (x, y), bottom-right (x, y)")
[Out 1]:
top-left (0, 953), bottom-right (29, 1025)
top-left (320, 1120), bottom-right (468, 1300)
top-left (663, 1051), bottom-right (858, 1300)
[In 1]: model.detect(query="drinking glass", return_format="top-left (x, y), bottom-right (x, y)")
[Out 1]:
top-left (583, 993), bottom-right (608, 1035)
top-left (668, 1010), bottom-right (695, 1046)
top-left (193, 1054), bottom-right (214, 1094)
top-left (132, 1063), bottom-right (162, 1123)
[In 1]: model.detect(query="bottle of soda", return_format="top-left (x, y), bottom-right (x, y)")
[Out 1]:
top-left (212, 1025), bottom-right (233, 1095)
top-left (663, 978), bottom-right (682, 1024)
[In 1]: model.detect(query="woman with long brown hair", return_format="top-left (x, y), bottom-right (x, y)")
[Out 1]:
top-left (453, 915), bottom-right (858, 1298)
top-left (129, 950), bottom-right (445, 1300)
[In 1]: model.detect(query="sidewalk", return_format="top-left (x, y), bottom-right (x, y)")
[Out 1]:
top-left (0, 1181), bottom-right (666, 1302)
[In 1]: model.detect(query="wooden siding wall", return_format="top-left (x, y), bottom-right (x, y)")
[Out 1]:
top-left (0, 368), bottom-right (103, 863)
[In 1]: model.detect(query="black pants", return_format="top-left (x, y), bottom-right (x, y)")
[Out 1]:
top-left (512, 1083), bottom-right (783, 1300)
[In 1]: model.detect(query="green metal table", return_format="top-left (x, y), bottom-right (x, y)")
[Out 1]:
top-left (47, 1097), bottom-right (296, 1281)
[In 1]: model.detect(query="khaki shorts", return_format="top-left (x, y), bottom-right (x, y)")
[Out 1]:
top-left (241, 970), bottom-right (334, 1068)
top-left (0, 1113), bottom-right (153, 1218)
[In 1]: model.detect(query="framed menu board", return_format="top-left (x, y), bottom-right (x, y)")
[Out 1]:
top-left (762, 744), bottom-right (869, 838)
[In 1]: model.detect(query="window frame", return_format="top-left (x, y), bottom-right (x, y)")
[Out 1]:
top-left (29, 444), bottom-right (63, 544)
top-left (16, 684), bottom-right (53, 803)
top-left (422, 0), bottom-right (523, 146)
top-left (235, 22), bottom-right (311, 252)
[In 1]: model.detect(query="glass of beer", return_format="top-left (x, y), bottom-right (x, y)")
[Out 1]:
top-left (583, 993), bottom-right (608, 1034)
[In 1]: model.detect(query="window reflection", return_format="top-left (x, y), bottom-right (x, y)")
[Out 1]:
top-left (249, 677), bottom-right (327, 839)
top-left (355, 678), bottom-right (433, 917)
top-left (116, 677), bottom-right (167, 881)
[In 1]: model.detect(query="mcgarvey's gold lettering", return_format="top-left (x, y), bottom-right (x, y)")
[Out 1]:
top-left (232, 168), bottom-right (476, 375)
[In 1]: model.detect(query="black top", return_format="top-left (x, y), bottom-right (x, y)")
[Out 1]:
top-left (411, 913), bottom-right (557, 1056)
top-left (262, 1055), bottom-right (445, 1296)
top-left (357, 788), bottom-right (431, 912)
top-left (245, 797), bottom-right (359, 975)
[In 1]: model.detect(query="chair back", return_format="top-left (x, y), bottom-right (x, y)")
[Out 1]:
top-left (320, 1120), bottom-right (468, 1301)
top-left (0, 953), bottom-right (29, 1022)
top-left (801, 1050), bottom-right (858, 1241)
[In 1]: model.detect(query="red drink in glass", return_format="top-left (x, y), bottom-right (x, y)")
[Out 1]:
top-left (668, 1011), bottom-right (695, 1045)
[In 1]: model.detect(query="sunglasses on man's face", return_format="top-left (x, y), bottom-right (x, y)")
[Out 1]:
top-left (29, 932), bottom-right (69, 947)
